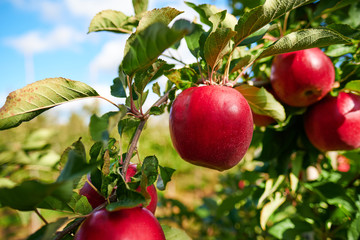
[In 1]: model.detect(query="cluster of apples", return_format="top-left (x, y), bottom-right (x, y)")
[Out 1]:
top-left (74, 164), bottom-right (164, 240)
top-left (169, 48), bottom-right (359, 172)
top-left (259, 48), bottom-right (360, 152)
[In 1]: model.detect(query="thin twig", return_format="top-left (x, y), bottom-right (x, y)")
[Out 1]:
top-left (97, 96), bottom-right (121, 110)
top-left (34, 209), bottom-right (48, 225)
top-left (161, 54), bottom-right (187, 65)
top-left (283, 12), bottom-right (290, 35)
top-left (121, 119), bottom-right (146, 177)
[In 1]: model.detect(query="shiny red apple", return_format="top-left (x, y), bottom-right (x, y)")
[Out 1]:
top-left (79, 165), bottom-right (158, 213)
top-left (270, 48), bottom-right (335, 107)
top-left (169, 85), bottom-right (253, 171)
top-left (126, 164), bottom-right (158, 214)
top-left (304, 92), bottom-right (360, 151)
top-left (79, 176), bottom-right (105, 209)
top-left (74, 207), bottom-right (165, 240)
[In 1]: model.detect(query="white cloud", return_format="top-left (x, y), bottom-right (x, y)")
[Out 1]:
top-left (64, 0), bottom-right (134, 20)
top-left (89, 38), bottom-right (127, 83)
top-left (5, 25), bottom-right (85, 55)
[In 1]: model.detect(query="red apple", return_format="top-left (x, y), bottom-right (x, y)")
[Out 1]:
top-left (169, 85), bottom-right (253, 171)
top-left (304, 92), bottom-right (360, 151)
top-left (74, 207), bottom-right (165, 240)
top-left (337, 155), bottom-right (350, 172)
top-left (238, 180), bottom-right (245, 189)
top-left (79, 176), bottom-right (105, 209)
top-left (79, 165), bottom-right (158, 213)
top-left (270, 48), bottom-right (335, 107)
top-left (126, 164), bottom-right (158, 214)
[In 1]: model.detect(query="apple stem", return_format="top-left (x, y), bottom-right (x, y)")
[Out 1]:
top-left (127, 75), bottom-right (140, 115)
top-left (282, 12), bottom-right (290, 36)
top-left (34, 208), bottom-right (48, 225)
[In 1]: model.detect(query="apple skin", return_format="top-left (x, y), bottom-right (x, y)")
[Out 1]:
top-left (79, 176), bottom-right (105, 209)
top-left (304, 92), bottom-right (360, 151)
top-left (126, 164), bottom-right (158, 214)
top-left (79, 165), bottom-right (158, 214)
top-left (169, 85), bottom-right (253, 171)
top-left (270, 48), bottom-right (335, 107)
top-left (74, 207), bottom-right (165, 240)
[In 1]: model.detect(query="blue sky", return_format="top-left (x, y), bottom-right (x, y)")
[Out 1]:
top-left (0, 0), bottom-right (229, 121)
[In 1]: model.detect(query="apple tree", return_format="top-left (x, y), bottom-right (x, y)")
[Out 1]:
top-left (0, 0), bottom-right (360, 239)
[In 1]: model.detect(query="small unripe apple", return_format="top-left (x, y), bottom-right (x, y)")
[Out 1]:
top-left (126, 164), bottom-right (158, 214)
top-left (270, 48), bottom-right (335, 107)
top-left (74, 207), bottom-right (165, 240)
top-left (169, 85), bottom-right (253, 171)
top-left (304, 92), bottom-right (360, 151)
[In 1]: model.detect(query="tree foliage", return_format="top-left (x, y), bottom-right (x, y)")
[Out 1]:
top-left (1, 0), bottom-right (360, 239)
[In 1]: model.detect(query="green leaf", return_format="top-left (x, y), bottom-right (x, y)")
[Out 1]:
top-left (204, 27), bottom-right (236, 70)
top-left (236, 85), bottom-right (286, 122)
top-left (0, 180), bottom-right (72, 211)
top-left (216, 187), bottom-right (253, 217)
top-left (348, 213), bottom-right (360, 240)
top-left (316, 0), bottom-right (359, 16)
top-left (122, 22), bottom-right (191, 76)
top-left (152, 82), bottom-right (161, 97)
top-left (149, 105), bottom-right (165, 116)
top-left (134, 59), bottom-right (166, 94)
top-left (162, 225), bottom-right (192, 240)
top-left (344, 80), bottom-right (360, 92)
top-left (27, 217), bottom-right (69, 240)
top-left (111, 76), bottom-right (127, 98)
top-left (141, 156), bottom-right (159, 186)
top-left (268, 218), bottom-right (313, 239)
top-left (185, 2), bottom-right (237, 30)
top-left (88, 10), bottom-right (137, 34)
top-left (325, 44), bottom-right (358, 57)
top-left (118, 117), bottom-right (140, 139)
top-left (157, 166), bottom-right (176, 191)
top-left (0, 78), bottom-right (99, 130)
top-left (22, 128), bottom-right (56, 151)
top-left (89, 110), bottom-right (127, 142)
top-left (136, 7), bottom-right (183, 33)
top-left (57, 139), bottom-right (98, 182)
top-left (327, 23), bottom-right (360, 40)
top-left (132, 0), bottom-right (148, 15)
top-left (260, 192), bottom-right (286, 230)
top-left (234, 0), bottom-right (315, 45)
top-left (68, 193), bottom-right (93, 215)
top-left (256, 28), bottom-right (351, 60)
top-left (306, 182), bottom-right (356, 213)
top-left (258, 175), bottom-right (285, 207)
top-left (165, 67), bottom-right (198, 90)
top-left (107, 175), bottom-right (146, 211)
top-left (185, 23), bottom-right (204, 58)
top-left (239, 24), bottom-right (270, 46)
top-left (208, 10), bottom-right (227, 32)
